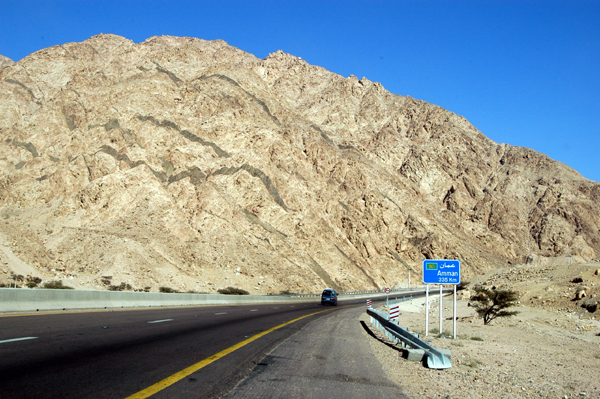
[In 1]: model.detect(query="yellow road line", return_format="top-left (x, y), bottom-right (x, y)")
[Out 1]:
top-left (125, 307), bottom-right (337, 399)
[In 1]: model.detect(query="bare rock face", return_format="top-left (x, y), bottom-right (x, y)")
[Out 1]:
top-left (1, 34), bottom-right (599, 293)
top-left (0, 55), bottom-right (14, 72)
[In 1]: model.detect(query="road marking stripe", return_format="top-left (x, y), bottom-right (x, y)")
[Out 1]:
top-left (125, 308), bottom-right (335, 399)
top-left (0, 337), bottom-right (38, 344)
top-left (214, 312), bottom-right (227, 315)
top-left (0, 304), bottom-right (217, 318)
top-left (147, 319), bottom-right (173, 324)
top-left (250, 309), bottom-right (258, 312)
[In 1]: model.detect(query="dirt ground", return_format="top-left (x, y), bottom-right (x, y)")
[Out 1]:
top-left (360, 262), bottom-right (600, 399)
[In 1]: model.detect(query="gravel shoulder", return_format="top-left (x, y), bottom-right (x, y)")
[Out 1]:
top-left (360, 293), bottom-right (600, 399)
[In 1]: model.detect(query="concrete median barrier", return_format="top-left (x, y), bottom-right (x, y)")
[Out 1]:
top-left (0, 288), bottom-right (421, 313)
top-left (0, 288), bottom-right (317, 312)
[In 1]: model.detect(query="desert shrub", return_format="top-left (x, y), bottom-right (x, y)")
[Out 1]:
top-left (25, 276), bottom-right (42, 288)
top-left (470, 336), bottom-right (484, 341)
top-left (108, 282), bottom-right (133, 291)
top-left (144, 286), bottom-right (151, 292)
top-left (159, 286), bottom-right (179, 293)
top-left (100, 276), bottom-right (112, 285)
top-left (42, 280), bottom-right (73, 289)
top-left (466, 356), bottom-right (484, 368)
top-left (471, 286), bottom-right (519, 325)
top-left (218, 286), bottom-right (249, 295)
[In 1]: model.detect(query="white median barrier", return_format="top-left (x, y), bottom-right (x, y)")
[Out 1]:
top-left (0, 288), bottom-right (317, 312)
top-left (0, 288), bottom-right (420, 312)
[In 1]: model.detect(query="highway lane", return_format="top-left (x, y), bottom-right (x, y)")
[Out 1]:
top-left (0, 294), bottom-right (410, 398)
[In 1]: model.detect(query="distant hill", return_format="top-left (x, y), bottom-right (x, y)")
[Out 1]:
top-left (0, 34), bottom-right (598, 293)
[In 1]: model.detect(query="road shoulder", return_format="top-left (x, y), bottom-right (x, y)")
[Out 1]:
top-left (223, 305), bottom-right (409, 399)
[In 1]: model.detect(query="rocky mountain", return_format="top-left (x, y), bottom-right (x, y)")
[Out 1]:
top-left (0, 34), bottom-right (598, 293)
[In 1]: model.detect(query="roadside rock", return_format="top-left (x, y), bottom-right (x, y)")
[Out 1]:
top-left (576, 286), bottom-right (589, 300)
top-left (582, 298), bottom-right (598, 313)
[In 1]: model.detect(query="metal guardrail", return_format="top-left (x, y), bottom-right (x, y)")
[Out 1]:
top-left (275, 287), bottom-right (420, 298)
top-left (384, 295), bottom-right (413, 307)
top-left (367, 307), bottom-right (451, 369)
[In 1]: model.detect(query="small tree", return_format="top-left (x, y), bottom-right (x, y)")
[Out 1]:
top-left (471, 286), bottom-right (519, 325)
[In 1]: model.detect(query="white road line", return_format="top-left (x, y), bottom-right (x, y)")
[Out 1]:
top-left (0, 337), bottom-right (38, 344)
top-left (147, 319), bottom-right (174, 324)
top-left (215, 312), bottom-right (227, 315)
top-left (250, 309), bottom-right (258, 312)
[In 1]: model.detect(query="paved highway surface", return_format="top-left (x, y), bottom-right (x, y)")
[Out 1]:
top-left (224, 305), bottom-right (409, 398)
top-left (0, 294), bottom-right (411, 398)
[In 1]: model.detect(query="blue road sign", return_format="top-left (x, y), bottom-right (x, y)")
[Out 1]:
top-left (422, 259), bottom-right (460, 285)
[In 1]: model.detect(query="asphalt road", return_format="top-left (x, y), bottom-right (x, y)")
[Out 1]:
top-left (0, 294), bottom-right (410, 398)
top-left (223, 305), bottom-right (409, 399)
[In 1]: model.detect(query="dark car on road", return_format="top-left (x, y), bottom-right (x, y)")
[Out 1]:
top-left (321, 288), bottom-right (338, 306)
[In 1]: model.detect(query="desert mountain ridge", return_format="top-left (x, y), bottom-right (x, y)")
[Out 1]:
top-left (0, 55), bottom-right (15, 71)
top-left (0, 34), bottom-right (598, 294)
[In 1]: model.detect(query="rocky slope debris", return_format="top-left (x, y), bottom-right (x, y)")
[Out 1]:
top-left (0, 34), bottom-right (599, 293)
top-left (470, 261), bottom-right (600, 323)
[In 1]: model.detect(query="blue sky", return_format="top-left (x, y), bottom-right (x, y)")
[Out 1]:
top-left (1, 1), bottom-right (599, 182)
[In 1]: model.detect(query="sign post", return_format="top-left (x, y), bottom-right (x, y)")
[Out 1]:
top-left (422, 259), bottom-right (461, 338)
top-left (453, 285), bottom-right (457, 339)
top-left (425, 283), bottom-right (430, 336)
top-left (440, 284), bottom-right (443, 335)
